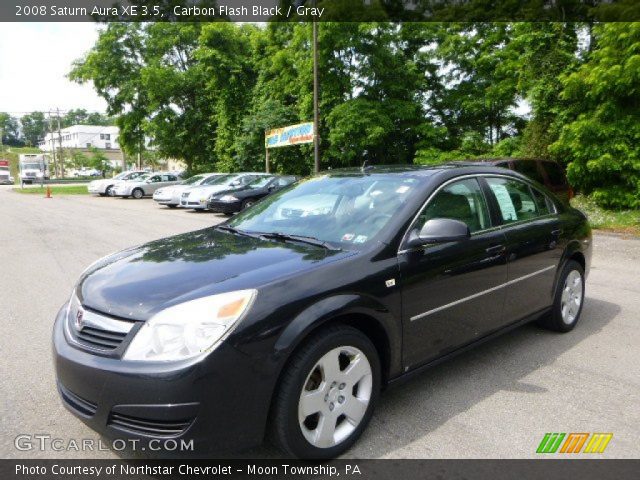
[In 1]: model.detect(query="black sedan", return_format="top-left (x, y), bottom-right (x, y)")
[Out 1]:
top-left (207, 175), bottom-right (298, 214)
top-left (53, 164), bottom-right (591, 459)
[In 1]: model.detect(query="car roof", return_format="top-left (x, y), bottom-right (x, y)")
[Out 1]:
top-left (449, 157), bottom-right (558, 165)
top-left (322, 163), bottom-right (522, 177)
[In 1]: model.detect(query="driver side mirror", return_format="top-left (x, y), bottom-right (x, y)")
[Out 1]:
top-left (406, 218), bottom-right (470, 248)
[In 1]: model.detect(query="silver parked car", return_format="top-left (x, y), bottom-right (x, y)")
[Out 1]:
top-left (113, 173), bottom-right (182, 199)
top-left (87, 171), bottom-right (146, 196)
top-left (180, 173), bottom-right (270, 210)
top-left (153, 173), bottom-right (226, 208)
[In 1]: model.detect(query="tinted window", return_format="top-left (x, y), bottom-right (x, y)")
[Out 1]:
top-left (542, 162), bottom-right (567, 186)
top-left (486, 177), bottom-right (540, 223)
top-left (417, 178), bottom-right (490, 233)
top-left (149, 175), bottom-right (162, 182)
top-left (512, 161), bottom-right (544, 183)
top-left (530, 187), bottom-right (556, 215)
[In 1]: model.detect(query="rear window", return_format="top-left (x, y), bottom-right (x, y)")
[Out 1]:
top-left (512, 161), bottom-right (544, 184)
top-left (541, 162), bottom-right (567, 186)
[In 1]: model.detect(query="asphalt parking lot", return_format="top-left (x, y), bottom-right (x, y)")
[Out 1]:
top-left (1, 185), bottom-right (638, 459)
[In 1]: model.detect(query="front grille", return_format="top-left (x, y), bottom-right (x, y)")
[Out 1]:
top-left (75, 326), bottom-right (128, 350)
top-left (59, 384), bottom-right (97, 417)
top-left (108, 412), bottom-right (193, 437)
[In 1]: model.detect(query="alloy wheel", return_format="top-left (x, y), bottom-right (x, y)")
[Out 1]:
top-left (298, 346), bottom-right (372, 448)
top-left (561, 269), bottom-right (583, 324)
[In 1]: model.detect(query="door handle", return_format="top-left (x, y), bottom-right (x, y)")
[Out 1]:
top-left (485, 244), bottom-right (505, 255)
top-left (551, 229), bottom-right (562, 236)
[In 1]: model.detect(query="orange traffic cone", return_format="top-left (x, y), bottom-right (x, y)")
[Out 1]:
top-left (45, 185), bottom-right (52, 199)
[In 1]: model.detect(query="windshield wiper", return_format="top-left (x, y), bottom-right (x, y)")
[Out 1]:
top-left (215, 225), bottom-right (260, 239)
top-left (257, 232), bottom-right (340, 250)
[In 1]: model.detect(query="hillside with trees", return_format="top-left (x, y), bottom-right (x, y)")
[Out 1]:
top-left (67, 22), bottom-right (640, 209)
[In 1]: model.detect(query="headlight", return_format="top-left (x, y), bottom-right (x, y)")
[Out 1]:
top-left (219, 195), bottom-right (239, 202)
top-left (123, 289), bottom-right (257, 362)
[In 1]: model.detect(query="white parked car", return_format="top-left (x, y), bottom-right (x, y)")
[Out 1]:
top-left (113, 173), bottom-right (182, 199)
top-left (153, 173), bottom-right (226, 208)
top-left (87, 171), bottom-right (146, 196)
top-left (179, 173), bottom-right (270, 210)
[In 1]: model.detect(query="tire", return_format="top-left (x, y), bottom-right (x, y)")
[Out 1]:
top-left (270, 325), bottom-right (380, 459)
top-left (241, 198), bottom-right (255, 210)
top-left (105, 186), bottom-right (113, 197)
top-left (98, 193), bottom-right (106, 197)
top-left (132, 188), bottom-right (144, 199)
top-left (537, 260), bottom-right (585, 332)
top-left (167, 204), bottom-right (178, 209)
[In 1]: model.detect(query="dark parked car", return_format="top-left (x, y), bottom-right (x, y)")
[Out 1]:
top-left (208, 175), bottom-right (299, 214)
top-left (53, 164), bottom-right (591, 459)
top-left (454, 158), bottom-right (573, 203)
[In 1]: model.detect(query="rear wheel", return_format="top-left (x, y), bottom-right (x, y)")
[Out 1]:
top-left (271, 325), bottom-right (380, 459)
top-left (538, 260), bottom-right (585, 332)
top-left (132, 188), bottom-right (144, 199)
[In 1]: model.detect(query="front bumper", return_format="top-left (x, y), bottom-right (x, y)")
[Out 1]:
top-left (180, 197), bottom-right (208, 210)
top-left (52, 305), bottom-right (272, 454)
top-left (207, 200), bottom-right (242, 214)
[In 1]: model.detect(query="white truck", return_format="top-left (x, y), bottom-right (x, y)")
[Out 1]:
top-left (0, 159), bottom-right (14, 185)
top-left (19, 154), bottom-right (49, 185)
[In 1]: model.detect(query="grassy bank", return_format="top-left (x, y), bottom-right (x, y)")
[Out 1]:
top-left (13, 185), bottom-right (88, 195)
top-left (571, 195), bottom-right (640, 236)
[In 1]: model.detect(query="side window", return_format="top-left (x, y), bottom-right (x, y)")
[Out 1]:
top-left (486, 177), bottom-right (540, 223)
top-left (149, 175), bottom-right (161, 183)
top-left (416, 178), bottom-right (490, 234)
top-left (530, 187), bottom-right (556, 215)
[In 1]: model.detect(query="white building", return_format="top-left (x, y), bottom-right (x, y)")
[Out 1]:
top-left (39, 125), bottom-right (121, 152)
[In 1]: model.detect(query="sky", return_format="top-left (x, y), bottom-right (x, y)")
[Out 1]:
top-left (0, 23), bottom-right (107, 115)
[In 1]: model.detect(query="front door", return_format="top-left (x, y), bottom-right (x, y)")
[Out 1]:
top-left (399, 177), bottom-right (508, 368)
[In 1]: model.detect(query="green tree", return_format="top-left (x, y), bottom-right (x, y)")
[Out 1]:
top-left (550, 23), bottom-right (640, 209)
top-left (20, 112), bottom-right (47, 146)
top-left (88, 147), bottom-right (110, 177)
top-left (0, 113), bottom-right (22, 146)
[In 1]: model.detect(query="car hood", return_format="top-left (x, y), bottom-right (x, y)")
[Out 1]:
top-left (186, 185), bottom-right (233, 197)
top-left (78, 228), bottom-right (352, 321)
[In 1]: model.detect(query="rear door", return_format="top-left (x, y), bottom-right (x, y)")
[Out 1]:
top-left (399, 177), bottom-right (509, 368)
top-left (482, 176), bottom-right (562, 322)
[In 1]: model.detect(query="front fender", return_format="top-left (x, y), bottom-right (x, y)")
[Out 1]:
top-left (273, 293), bottom-right (402, 378)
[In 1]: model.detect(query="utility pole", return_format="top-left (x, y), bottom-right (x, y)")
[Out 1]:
top-left (56, 108), bottom-right (65, 178)
top-left (47, 112), bottom-right (57, 177)
top-left (312, 10), bottom-right (320, 173)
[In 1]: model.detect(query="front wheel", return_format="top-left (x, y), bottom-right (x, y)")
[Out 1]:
top-left (132, 188), bottom-right (144, 199)
top-left (105, 186), bottom-right (113, 197)
top-left (538, 260), bottom-right (585, 332)
top-left (271, 325), bottom-right (380, 459)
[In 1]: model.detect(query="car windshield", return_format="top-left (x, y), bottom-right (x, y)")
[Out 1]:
top-left (182, 174), bottom-right (206, 185)
top-left (248, 176), bottom-right (274, 188)
top-left (202, 174), bottom-right (233, 185)
top-left (227, 174), bottom-right (423, 247)
top-left (123, 172), bottom-right (144, 180)
top-left (22, 163), bottom-right (41, 170)
top-left (134, 174), bottom-right (151, 182)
